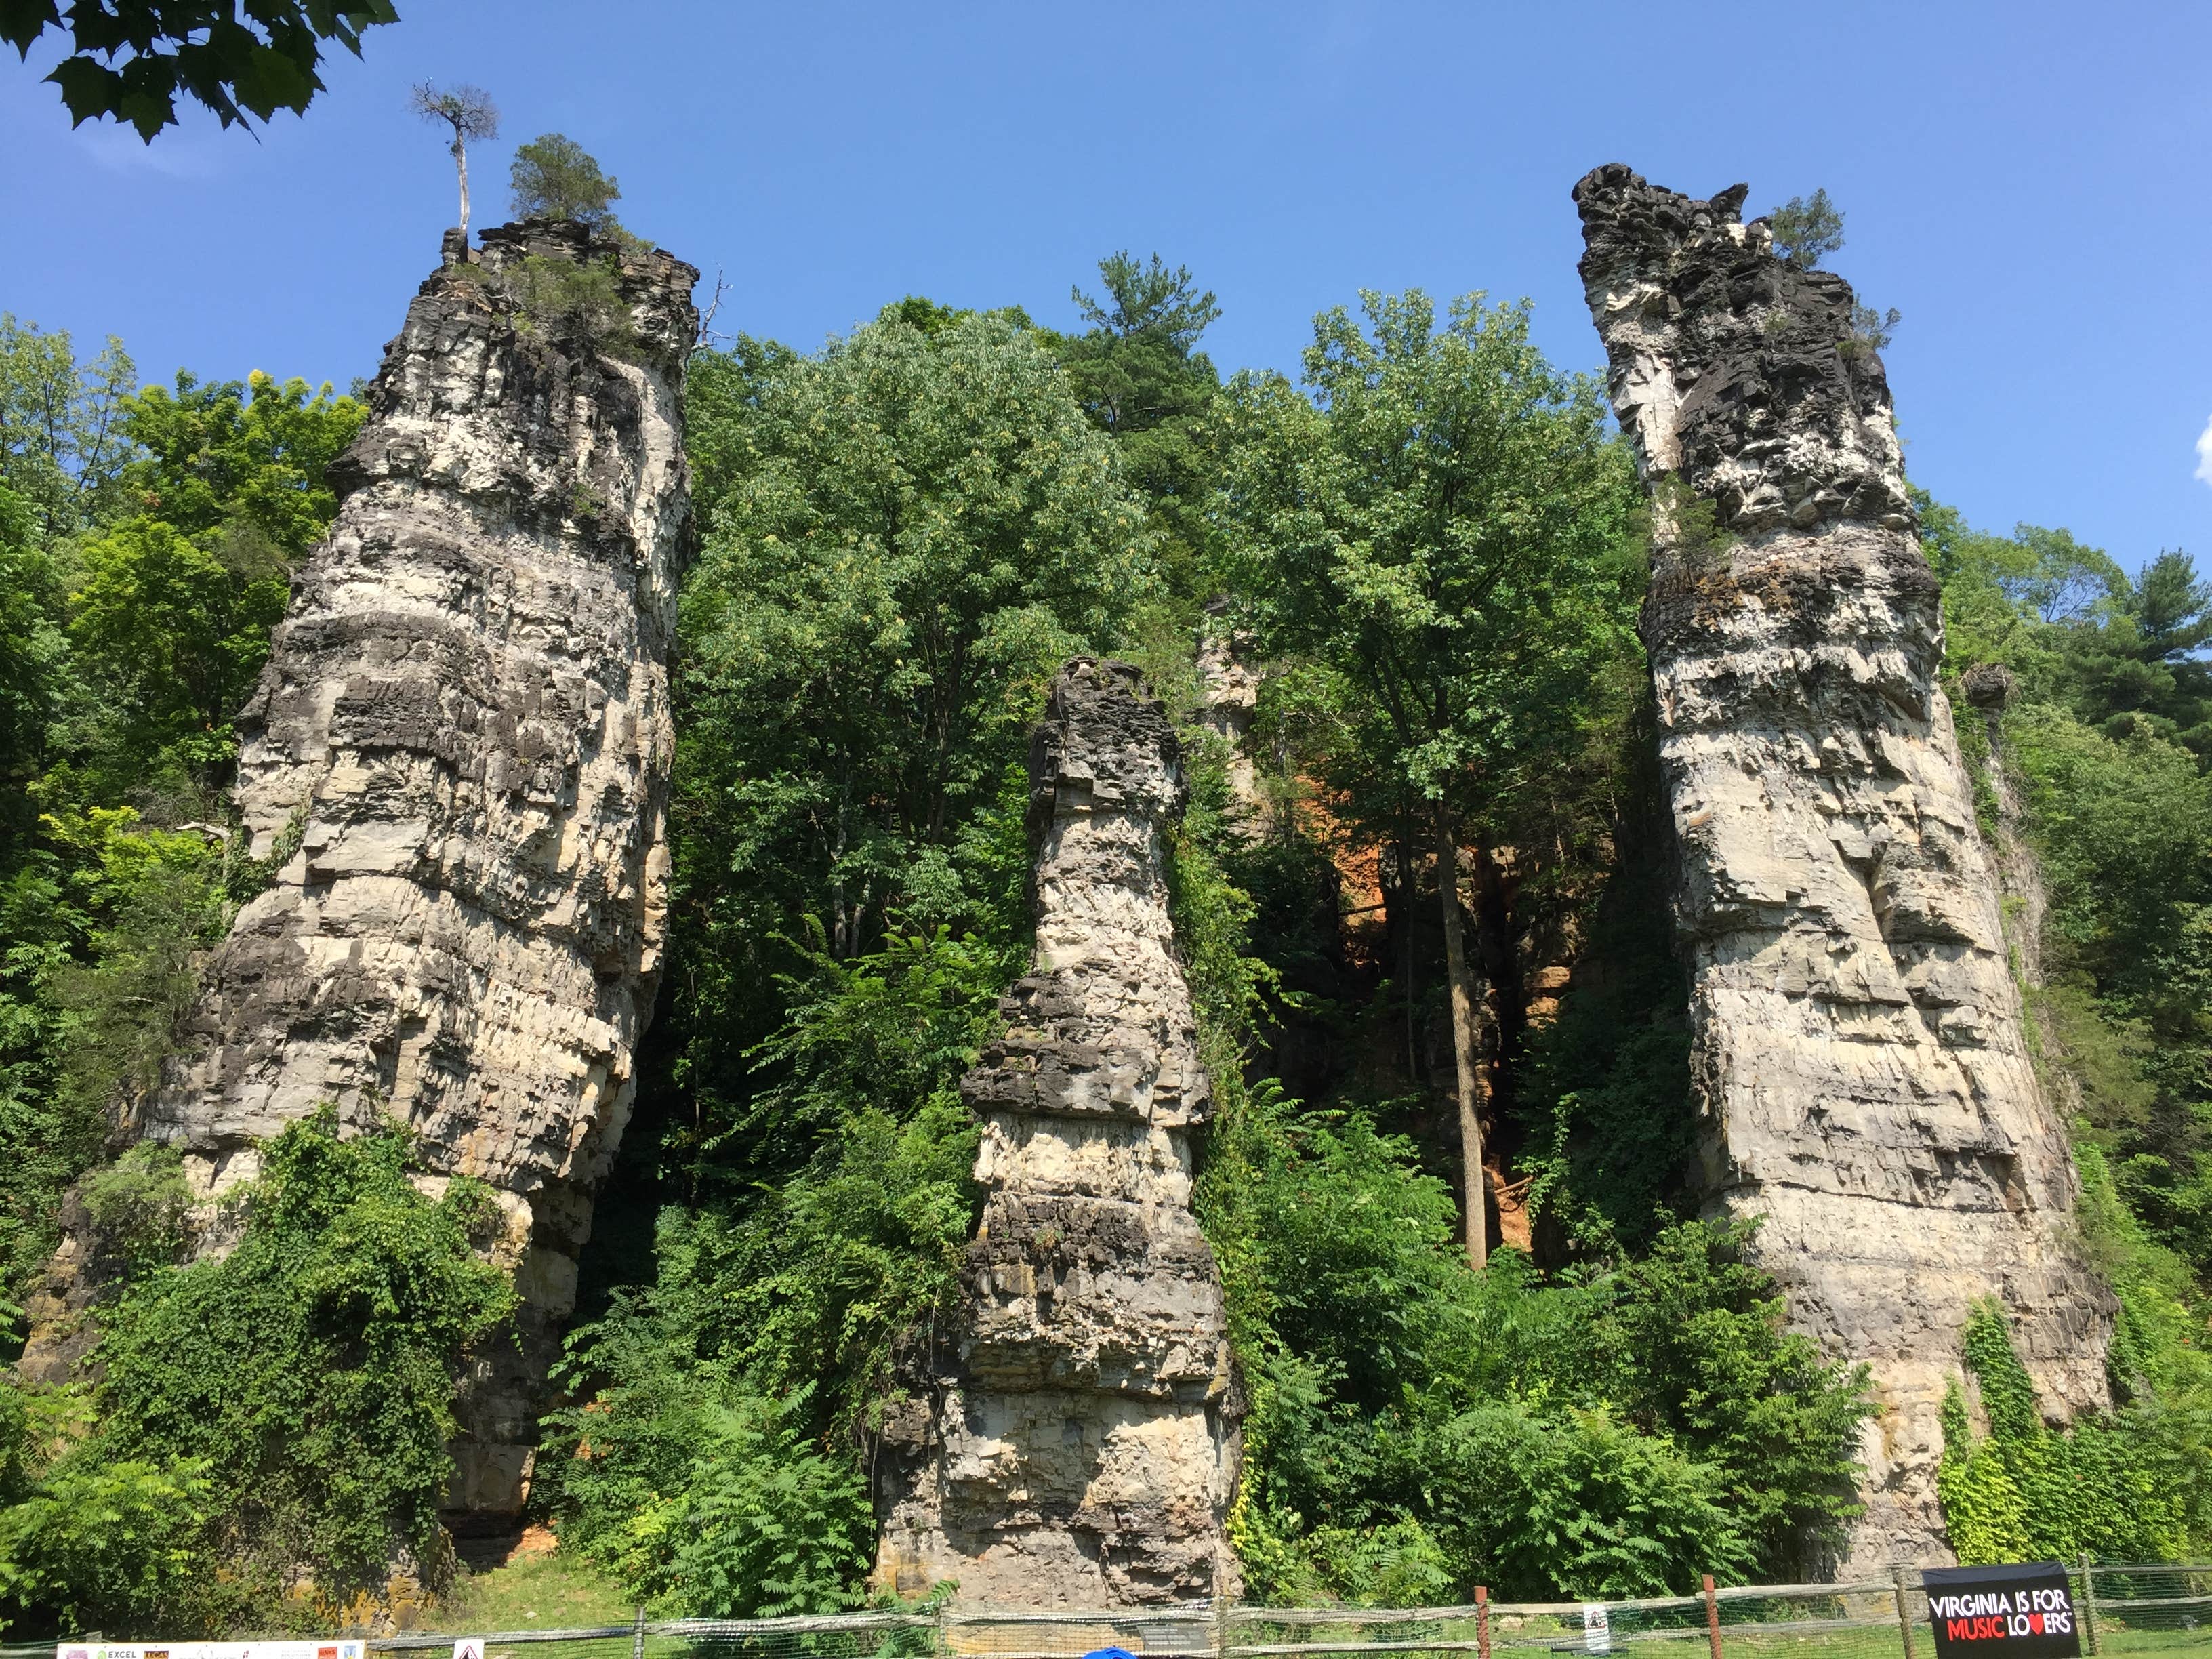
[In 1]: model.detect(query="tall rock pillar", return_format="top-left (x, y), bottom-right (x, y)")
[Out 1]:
top-left (1571, 167), bottom-right (2112, 1565)
top-left (875, 659), bottom-right (1242, 1607)
top-left (24, 220), bottom-right (698, 1527)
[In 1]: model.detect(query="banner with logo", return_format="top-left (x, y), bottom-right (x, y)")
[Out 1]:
top-left (59, 1643), bottom-right (367, 1659)
top-left (1925, 1562), bottom-right (2083, 1659)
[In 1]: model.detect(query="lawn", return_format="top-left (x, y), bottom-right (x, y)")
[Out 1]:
top-left (447, 1544), bottom-right (636, 1634)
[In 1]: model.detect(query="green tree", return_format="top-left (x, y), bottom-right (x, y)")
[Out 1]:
top-left (116, 368), bottom-right (364, 557)
top-left (68, 518), bottom-right (288, 777)
top-left (541, 928), bottom-right (996, 1611)
top-left (1929, 493), bottom-right (2212, 1281)
top-left (667, 307), bottom-right (1151, 1181)
top-left (0, 489), bottom-right (66, 848)
top-left (1052, 252), bottom-right (1223, 598)
top-left (0, 326), bottom-right (361, 1341)
top-left (1216, 289), bottom-right (1639, 1265)
top-left (510, 132), bottom-right (622, 229)
top-left (1, 0), bottom-right (398, 139)
top-left (1196, 1076), bottom-right (1870, 1596)
top-left (60, 370), bottom-right (363, 793)
top-left (0, 1381), bottom-right (209, 1636)
top-left (0, 314), bottom-right (136, 542)
top-left (1766, 188), bottom-right (1844, 269)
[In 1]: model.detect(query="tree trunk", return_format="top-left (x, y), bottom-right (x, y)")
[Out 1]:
top-left (454, 137), bottom-right (472, 238)
top-left (1396, 832), bottom-right (1417, 1080)
top-left (1436, 809), bottom-right (1487, 1269)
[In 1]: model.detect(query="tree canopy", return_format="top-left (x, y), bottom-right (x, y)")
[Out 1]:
top-left (510, 131), bottom-right (622, 229)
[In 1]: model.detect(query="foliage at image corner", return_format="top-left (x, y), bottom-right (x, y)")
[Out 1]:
top-left (0, 0), bottom-right (399, 142)
top-left (0, 1108), bottom-right (516, 1635)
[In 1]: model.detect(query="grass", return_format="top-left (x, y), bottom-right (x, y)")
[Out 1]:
top-left (446, 1546), bottom-right (636, 1633)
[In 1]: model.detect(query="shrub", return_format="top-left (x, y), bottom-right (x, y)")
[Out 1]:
top-left (0, 1382), bottom-right (210, 1636)
top-left (592, 1391), bottom-right (872, 1618)
top-left (509, 255), bottom-right (634, 353)
top-left (92, 1110), bottom-right (516, 1605)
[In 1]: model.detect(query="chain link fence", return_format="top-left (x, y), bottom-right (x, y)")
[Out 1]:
top-left (22, 1565), bottom-right (2212, 1659)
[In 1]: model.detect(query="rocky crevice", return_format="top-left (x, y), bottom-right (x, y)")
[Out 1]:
top-left (874, 659), bottom-right (1242, 1607)
top-left (1572, 165), bottom-right (2113, 1566)
top-left (22, 218), bottom-right (699, 1530)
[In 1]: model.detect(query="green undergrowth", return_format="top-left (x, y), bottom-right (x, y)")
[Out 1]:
top-left (1170, 740), bottom-right (1872, 1602)
top-left (1923, 497), bottom-right (2212, 1560)
top-left (0, 1110), bottom-right (516, 1635)
top-left (1937, 1153), bottom-right (2212, 1563)
top-left (450, 1547), bottom-right (634, 1632)
top-left (537, 928), bottom-right (1004, 1617)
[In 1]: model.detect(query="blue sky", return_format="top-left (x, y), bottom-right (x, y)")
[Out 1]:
top-left (5, 0), bottom-right (2209, 570)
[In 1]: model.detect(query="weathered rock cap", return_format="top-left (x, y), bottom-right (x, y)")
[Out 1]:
top-left (1570, 163), bottom-right (1914, 537)
top-left (1961, 661), bottom-right (2020, 711)
top-left (472, 216), bottom-right (701, 372)
top-left (1027, 659), bottom-right (1185, 845)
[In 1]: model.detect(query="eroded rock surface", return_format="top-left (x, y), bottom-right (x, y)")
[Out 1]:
top-left (875, 659), bottom-right (1241, 1607)
top-left (1572, 165), bottom-right (2112, 1565)
top-left (23, 220), bottom-right (698, 1525)
top-left (1195, 599), bottom-right (1263, 832)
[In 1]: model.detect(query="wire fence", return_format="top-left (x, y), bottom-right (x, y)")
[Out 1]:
top-left (26, 1564), bottom-right (2212, 1659)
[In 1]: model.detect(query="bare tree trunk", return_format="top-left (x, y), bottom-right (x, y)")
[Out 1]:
top-left (454, 137), bottom-right (472, 237)
top-left (1397, 832), bottom-right (1417, 1080)
top-left (1436, 808), bottom-right (1487, 1269)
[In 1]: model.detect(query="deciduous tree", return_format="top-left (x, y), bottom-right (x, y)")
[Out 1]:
top-left (1218, 290), bottom-right (1639, 1265)
top-left (0, 0), bottom-right (397, 139)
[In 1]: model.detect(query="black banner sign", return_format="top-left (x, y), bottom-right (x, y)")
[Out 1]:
top-left (1925, 1563), bottom-right (2083, 1659)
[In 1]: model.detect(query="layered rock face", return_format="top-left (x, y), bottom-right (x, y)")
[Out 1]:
top-left (25, 220), bottom-right (698, 1523)
top-left (1195, 600), bottom-right (1263, 831)
top-left (1572, 166), bottom-right (2112, 1564)
top-left (876, 659), bottom-right (1241, 1607)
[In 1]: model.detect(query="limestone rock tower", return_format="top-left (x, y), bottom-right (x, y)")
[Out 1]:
top-left (874, 659), bottom-right (1242, 1607)
top-left (1572, 165), bottom-right (2113, 1565)
top-left (23, 218), bottom-right (698, 1528)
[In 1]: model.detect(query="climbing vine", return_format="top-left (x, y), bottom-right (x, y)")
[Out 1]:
top-left (1937, 1296), bottom-right (2204, 1564)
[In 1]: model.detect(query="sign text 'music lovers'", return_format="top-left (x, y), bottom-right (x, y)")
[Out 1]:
top-left (1924, 1563), bottom-right (2082, 1659)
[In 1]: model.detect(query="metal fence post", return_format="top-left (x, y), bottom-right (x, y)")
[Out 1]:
top-left (1476, 1586), bottom-right (1490, 1659)
top-left (630, 1604), bottom-right (646, 1659)
top-left (1214, 1593), bottom-right (1230, 1659)
top-left (2078, 1553), bottom-right (2100, 1656)
top-left (1893, 1565), bottom-right (1920, 1659)
top-left (1703, 1574), bottom-right (1723, 1659)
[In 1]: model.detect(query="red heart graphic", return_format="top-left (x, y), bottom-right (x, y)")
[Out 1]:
top-left (2030, 1616), bottom-right (2044, 1634)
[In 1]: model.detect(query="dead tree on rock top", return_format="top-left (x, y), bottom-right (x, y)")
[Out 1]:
top-left (410, 81), bottom-right (499, 239)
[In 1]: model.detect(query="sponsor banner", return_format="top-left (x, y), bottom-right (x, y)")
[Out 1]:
top-left (1925, 1562), bottom-right (2083, 1659)
top-left (58, 1644), bottom-right (365, 1659)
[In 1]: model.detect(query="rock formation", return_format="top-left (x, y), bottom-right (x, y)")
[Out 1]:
top-left (1571, 165), bottom-right (2113, 1565)
top-left (1195, 599), bottom-right (1264, 833)
top-left (874, 659), bottom-right (1242, 1607)
top-left (23, 219), bottom-right (699, 1528)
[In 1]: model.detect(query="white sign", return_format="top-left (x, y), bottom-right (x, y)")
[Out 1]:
top-left (59, 1645), bottom-right (365, 1659)
top-left (455, 1643), bottom-right (485, 1659)
top-left (1583, 1605), bottom-right (1612, 1654)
